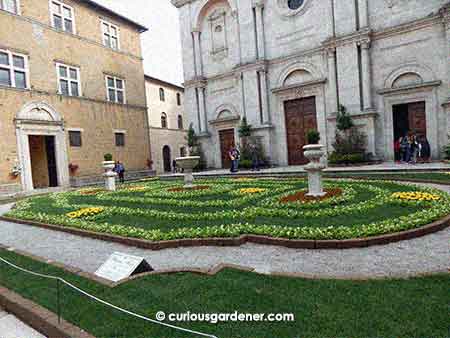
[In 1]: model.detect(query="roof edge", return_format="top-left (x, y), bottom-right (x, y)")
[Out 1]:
top-left (145, 75), bottom-right (185, 91)
top-left (80, 0), bottom-right (148, 33)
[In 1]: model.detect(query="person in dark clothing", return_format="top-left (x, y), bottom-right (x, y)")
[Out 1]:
top-left (419, 135), bottom-right (431, 162)
top-left (394, 137), bottom-right (402, 163)
top-left (228, 146), bottom-right (240, 173)
top-left (114, 161), bottom-right (125, 183)
top-left (400, 136), bottom-right (409, 162)
top-left (250, 143), bottom-right (260, 171)
top-left (172, 159), bottom-right (177, 173)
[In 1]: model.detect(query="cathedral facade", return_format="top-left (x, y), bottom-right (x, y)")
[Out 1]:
top-left (172, 0), bottom-right (450, 168)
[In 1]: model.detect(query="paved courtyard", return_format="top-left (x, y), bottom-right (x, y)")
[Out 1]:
top-left (0, 308), bottom-right (46, 338)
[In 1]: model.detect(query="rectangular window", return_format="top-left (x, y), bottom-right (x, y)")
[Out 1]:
top-left (56, 63), bottom-right (81, 96)
top-left (106, 75), bottom-right (126, 104)
top-left (102, 20), bottom-right (120, 50)
top-left (0, 49), bottom-right (28, 89)
top-left (50, 0), bottom-right (74, 33)
top-left (115, 132), bottom-right (125, 147)
top-left (0, 0), bottom-right (18, 14)
top-left (69, 130), bottom-right (82, 147)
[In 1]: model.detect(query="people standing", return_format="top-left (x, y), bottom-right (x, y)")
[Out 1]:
top-left (419, 135), bottom-right (431, 163)
top-left (394, 137), bottom-right (401, 163)
top-left (228, 146), bottom-right (240, 173)
top-left (172, 159), bottom-right (177, 173)
top-left (114, 161), bottom-right (125, 183)
top-left (407, 133), bottom-right (418, 164)
top-left (400, 136), bottom-right (408, 162)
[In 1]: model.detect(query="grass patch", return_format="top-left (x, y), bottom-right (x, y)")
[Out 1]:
top-left (0, 249), bottom-right (448, 338)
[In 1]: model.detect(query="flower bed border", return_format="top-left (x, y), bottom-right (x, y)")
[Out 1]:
top-left (1, 213), bottom-right (448, 251)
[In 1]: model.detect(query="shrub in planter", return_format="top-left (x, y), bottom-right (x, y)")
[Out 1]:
top-left (306, 130), bottom-right (320, 144)
top-left (239, 159), bottom-right (253, 169)
top-left (104, 153), bottom-right (113, 162)
top-left (329, 152), bottom-right (365, 165)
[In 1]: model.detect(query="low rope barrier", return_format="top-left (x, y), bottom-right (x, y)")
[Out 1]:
top-left (0, 256), bottom-right (218, 338)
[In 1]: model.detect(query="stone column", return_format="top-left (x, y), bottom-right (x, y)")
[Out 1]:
top-left (254, 3), bottom-right (265, 59)
top-left (360, 41), bottom-right (373, 110)
top-left (444, 12), bottom-right (450, 94)
top-left (231, 10), bottom-right (242, 65)
top-left (358, 0), bottom-right (369, 28)
top-left (192, 30), bottom-right (203, 77)
top-left (327, 48), bottom-right (338, 113)
top-left (258, 69), bottom-right (270, 124)
top-left (197, 87), bottom-right (207, 133)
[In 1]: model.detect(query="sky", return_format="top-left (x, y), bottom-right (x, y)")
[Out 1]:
top-left (94, 0), bottom-right (184, 86)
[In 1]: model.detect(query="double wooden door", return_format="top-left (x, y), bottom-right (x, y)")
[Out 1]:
top-left (408, 102), bottom-right (426, 137)
top-left (219, 129), bottom-right (235, 169)
top-left (284, 96), bottom-right (318, 165)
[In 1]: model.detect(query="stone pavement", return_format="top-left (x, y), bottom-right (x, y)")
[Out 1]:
top-left (0, 181), bottom-right (449, 279)
top-left (0, 308), bottom-right (46, 338)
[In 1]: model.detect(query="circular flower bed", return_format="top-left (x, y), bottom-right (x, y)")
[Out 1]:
top-left (6, 178), bottom-right (450, 242)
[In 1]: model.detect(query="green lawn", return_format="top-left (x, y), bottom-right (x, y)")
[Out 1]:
top-left (0, 249), bottom-right (448, 338)
top-left (5, 178), bottom-right (450, 241)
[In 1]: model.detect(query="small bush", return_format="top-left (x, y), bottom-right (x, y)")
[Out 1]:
top-left (239, 159), bottom-right (252, 169)
top-left (306, 130), bottom-right (320, 144)
top-left (104, 153), bottom-right (113, 161)
top-left (329, 152), bottom-right (365, 165)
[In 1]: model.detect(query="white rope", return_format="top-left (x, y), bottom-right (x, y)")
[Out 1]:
top-left (0, 256), bottom-right (218, 338)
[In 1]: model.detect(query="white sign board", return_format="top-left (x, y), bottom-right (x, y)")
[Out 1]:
top-left (95, 252), bottom-right (152, 282)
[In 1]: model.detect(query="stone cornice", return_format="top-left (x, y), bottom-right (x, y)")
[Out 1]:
top-left (183, 77), bottom-right (207, 88)
top-left (323, 28), bottom-right (371, 49)
top-left (327, 111), bottom-right (378, 121)
top-left (271, 78), bottom-right (327, 93)
top-left (372, 15), bottom-right (442, 41)
top-left (377, 80), bottom-right (442, 95)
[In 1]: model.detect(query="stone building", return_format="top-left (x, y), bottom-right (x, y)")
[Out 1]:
top-left (172, 0), bottom-right (450, 168)
top-left (145, 75), bottom-right (187, 173)
top-left (0, 0), bottom-right (152, 194)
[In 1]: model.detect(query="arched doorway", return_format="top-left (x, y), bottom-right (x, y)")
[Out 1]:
top-left (162, 146), bottom-right (171, 172)
top-left (15, 102), bottom-right (70, 191)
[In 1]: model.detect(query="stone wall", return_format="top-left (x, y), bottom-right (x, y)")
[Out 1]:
top-left (173, 0), bottom-right (450, 168)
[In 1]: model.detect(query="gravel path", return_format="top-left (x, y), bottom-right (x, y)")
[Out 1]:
top-left (0, 183), bottom-right (449, 279)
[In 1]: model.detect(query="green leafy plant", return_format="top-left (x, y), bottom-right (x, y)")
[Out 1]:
top-left (306, 130), bottom-right (320, 144)
top-left (336, 105), bottom-right (354, 131)
top-left (103, 153), bottom-right (113, 161)
top-left (186, 124), bottom-right (196, 148)
top-left (238, 117), bottom-right (252, 137)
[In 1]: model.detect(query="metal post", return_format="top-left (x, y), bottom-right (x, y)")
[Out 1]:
top-left (57, 278), bottom-right (61, 324)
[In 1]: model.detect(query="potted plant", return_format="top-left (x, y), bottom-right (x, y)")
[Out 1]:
top-left (68, 163), bottom-right (79, 175)
top-left (103, 153), bottom-right (115, 170)
top-left (306, 130), bottom-right (321, 145)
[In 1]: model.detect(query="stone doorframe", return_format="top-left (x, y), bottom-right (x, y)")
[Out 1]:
top-left (15, 102), bottom-right (70, 192)
top-left (272, 79), bottom-right (328, 166)
top-left (378, 81), bottom-right (442, 161)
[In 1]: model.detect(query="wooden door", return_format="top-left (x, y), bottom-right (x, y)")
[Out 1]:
top-left (408, 102), bottom-right (426, 137)
top-left (45, 136), bottom-right (58, 187)
top-left (284, 96), bottom-right (317, 165)
top-left (219, 129), bottom-right (235, 169)
top-left (162, 146), bottom-right (171, 172)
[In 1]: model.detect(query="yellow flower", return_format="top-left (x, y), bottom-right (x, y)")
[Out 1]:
top-left (239, 188), bottom-right (266, 194)
top-left (66, 207), bottom-right (105, 219)
top-left (391, 191), bottom-right (440, 201)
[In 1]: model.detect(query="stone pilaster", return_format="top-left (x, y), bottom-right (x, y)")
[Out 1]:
top-left (258, 68), bottom-right (270, 124)
top-left (254, 2), bottom-right (265, 59)
top-left (360, 40), bottom-right (373, 110)
top-left (197, 86), bottom-right (208, 133)
top-left (326, 47), bottom-right (339, 113)
top-left (192, 30), bottom-right (203, 77)
top-left (358, 0), bottom-right (369, 28)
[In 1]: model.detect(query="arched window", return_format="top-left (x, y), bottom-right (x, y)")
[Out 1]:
top-left (176, 93), bottom-right (181, 106)
top-left (161, 113), bottom-right (167, 128)
top-left (159, 88), bottom-right (165, 101)
top-left (177, 115), bottom-right (183, 130)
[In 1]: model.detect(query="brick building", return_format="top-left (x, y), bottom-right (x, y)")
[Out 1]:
top-left (0, 0), bottom-right (152, 193)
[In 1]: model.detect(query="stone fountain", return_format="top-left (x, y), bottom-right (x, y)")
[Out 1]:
top-left (303, 144), bottom-right (327, 197)
top-left (175, 155), bottom-right (200, 188)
